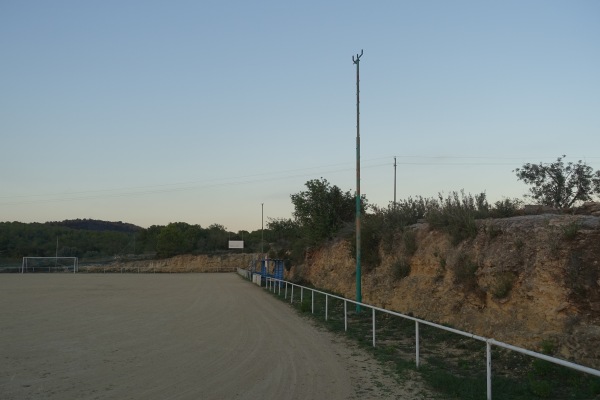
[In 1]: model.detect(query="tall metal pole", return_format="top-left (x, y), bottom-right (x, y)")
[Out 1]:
top-left (394, 156), bottom-right (397, 207)
top-left (353, 49), bottom-right (363, 312)
top-left (261, 203), bottom-right (264, 255)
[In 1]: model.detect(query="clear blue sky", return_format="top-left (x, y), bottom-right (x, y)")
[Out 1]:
top-left (1, 1), bottom-right (599, 232)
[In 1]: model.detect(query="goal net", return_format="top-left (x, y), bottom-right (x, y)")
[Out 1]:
top-left (21, 257), bottom-right (79, 273)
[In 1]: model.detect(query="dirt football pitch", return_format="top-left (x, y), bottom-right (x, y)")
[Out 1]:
top-left (0, 273), bottom-right (431, 399)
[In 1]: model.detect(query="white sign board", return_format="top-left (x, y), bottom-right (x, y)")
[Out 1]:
top-left (228, 240), bottom-right (244, 249)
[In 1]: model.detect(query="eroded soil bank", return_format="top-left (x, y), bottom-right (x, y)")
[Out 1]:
top-left (288, 213), bottom-right (600, 369)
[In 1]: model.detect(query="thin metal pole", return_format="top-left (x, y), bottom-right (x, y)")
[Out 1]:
top-left (372, 307), bottom-right (376, 347)
top-left (394, 156), bottom-right (397, 207)
top-left (487, 341), bottom-right (492, 400)
top-left (261, 203), bottom-right (264, 255)
top-left (344, 300), bottom-right (348, 331)
top-left (353, 49), bottom-right (363, 313)
top-left (325, 295), bottom-right (329, 321)
top-left (416, 321), bottom-right (420, 368)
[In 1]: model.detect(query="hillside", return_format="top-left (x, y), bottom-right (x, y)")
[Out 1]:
top-left (46, 219), bottom-right (142, 233)
top-left (288, 210), bottom-right (600, 369)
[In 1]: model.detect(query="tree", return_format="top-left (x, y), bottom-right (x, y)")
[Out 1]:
top-left (156, 222), bottom-right (200, 257)
top-left (291, 178), bottom-right (363, 244)
top-left (514, 156), bottom-right (600, 208)
top-left (267, 218), bottom-right (300, 241)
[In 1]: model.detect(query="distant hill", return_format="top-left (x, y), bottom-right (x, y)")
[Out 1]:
top-left (46, 219), bottom-right (142, 233)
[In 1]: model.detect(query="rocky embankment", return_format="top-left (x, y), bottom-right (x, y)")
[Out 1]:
top-left (83, 253), bottom-right (259, 273)
top-left (289, 205), bottom-right (600, 369)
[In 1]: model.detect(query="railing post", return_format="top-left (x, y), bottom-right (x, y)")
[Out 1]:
top-left (344, 300), bottom-right (348, 332)
top-left (415, 321), bottom-right (420, 369)
top-left (372, 307), bottom-right (376, 347)
top-left (285, 282), bottom-right (288, 299)
top-left (291, 285), bottom-right (294, 304)
top-left (301, 287), bottom-right (303, 304)
top-left (325, 295), bottom-right (328, 321)
top-left (311, 290), bottom-right (314, 314)
top-left (278, 280), bottom-right (281, 296)
top-left (487, 340), bottom-right (492, 400)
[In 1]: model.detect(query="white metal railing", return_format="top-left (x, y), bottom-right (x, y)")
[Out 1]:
top-left (248, 274), bottom-right (600, 400)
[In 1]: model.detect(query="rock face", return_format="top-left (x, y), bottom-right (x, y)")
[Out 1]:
top-left (289, 213), bottom-right (600, 369)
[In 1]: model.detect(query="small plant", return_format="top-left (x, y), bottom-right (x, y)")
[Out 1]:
top-left (492, 273), bottom-right (514, 299)
top-left (485, 224), bottom-right (502, 240)
top-left (529, 379), bottom-right (552, 398)
top-left (562, 221), bottom-right (580, 240)
top-left (539, 339), bottom-right (556, 355)
top-left (299, 299), bottom-right (311, 313)
top-left (490, 198), bottom-right (523, 218)
top-left (439, 257), bottom-right (447, 269)
top-left (392, 258), bottom-right (411, 280)
top-left (453, 253), bottom-right (479, 290)
top-left (514, 237), bottom-right (525, 250)
top-left (426, 191), bottom-right (483, 246)
top-left (349, 213), bottom-right (382, 272)
top-left (402, 229), bottom-right (417, 256)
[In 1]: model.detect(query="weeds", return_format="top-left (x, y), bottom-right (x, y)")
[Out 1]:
top-left (402, 229), bottom-right (418, 256)
top-left (452, 252), bottom-right (479, 290)
top-left (392, 258), bottom-right (411, 280)
top-left (562, 221), bottom-right (580, 240)
top-left (485, 223), bottom-right (503, 240)
top-left (514, 237), bottom-right (525, 250)
top-left (426, 191), bottom-right (481, 245)
top-left (492, 272), bottom-right (515, 299)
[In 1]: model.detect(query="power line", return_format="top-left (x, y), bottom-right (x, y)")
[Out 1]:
top-left (3, 154), bottom-right (597, 206)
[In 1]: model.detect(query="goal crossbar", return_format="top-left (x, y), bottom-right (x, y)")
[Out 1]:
top-left (21, 257), bottom-right (79, 273)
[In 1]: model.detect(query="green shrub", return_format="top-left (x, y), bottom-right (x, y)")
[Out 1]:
top-left (453, 253), bottom-right (479, 289)
top-left (426, 191), bottom-right (483, 245)
top-left (492, 273), bottom-right (514, 299)
top-left (349, 213), bottom-right (382, 272)
top-left (529, 379), bottom-right (552, 398)
top-left (485, 224), bottom-right (503, 240)
top-left (392, 258), bottom-right (411, 280)
top-left (514, 237), bottom-right (525, 250)
top-left (490, 198), bottom-right (523, 218)
top-left (562, 221), bottom-right (580, 240)
top-left (402, 229), bottom-right (418, 256)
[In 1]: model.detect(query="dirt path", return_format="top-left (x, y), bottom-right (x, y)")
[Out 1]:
top-left (0, 274), bottom-right (434, 399)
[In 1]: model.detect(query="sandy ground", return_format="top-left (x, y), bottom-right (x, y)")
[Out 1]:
top-left (0, 273), bottom-right (434, 399)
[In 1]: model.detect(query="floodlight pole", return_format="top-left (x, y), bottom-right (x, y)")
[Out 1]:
top-left (353, 49), bottom-right (363, 313)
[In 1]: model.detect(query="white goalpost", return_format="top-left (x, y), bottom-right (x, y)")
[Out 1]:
top-left (21, 257), bottom-right (79, 273)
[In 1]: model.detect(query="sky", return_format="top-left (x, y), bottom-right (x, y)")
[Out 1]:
top-left (1, 1), bottom-right (599, 232)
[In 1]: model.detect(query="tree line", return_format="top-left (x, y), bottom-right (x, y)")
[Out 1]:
top-left (0, 219), bottom-right (270, 261)
top-left (2, 156), bottom-right (599, 267)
